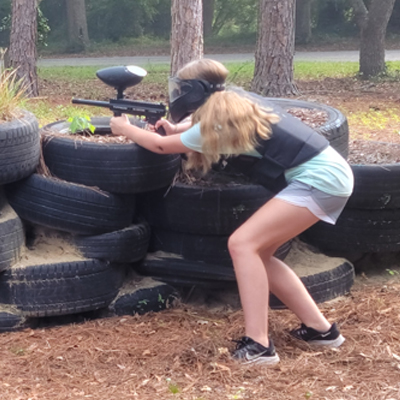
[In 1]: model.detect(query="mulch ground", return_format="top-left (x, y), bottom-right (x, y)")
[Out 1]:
top-left (1, 270), bottom-right (400, 400)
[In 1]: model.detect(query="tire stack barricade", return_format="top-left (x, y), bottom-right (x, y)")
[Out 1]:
top-left (0, 99), bottom-right (356, 331)
top-left (0, 117), bottom-right (180, 331)
top-left (301, 148), bottom-right (400, 265)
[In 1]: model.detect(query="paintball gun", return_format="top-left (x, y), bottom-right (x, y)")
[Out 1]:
top-left (72, 65), bottom-right (166, 134)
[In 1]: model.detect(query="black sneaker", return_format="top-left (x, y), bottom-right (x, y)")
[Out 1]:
top-left (290, 322), bottom-right (345, 348)
top-left (232, 336), bottom-right (280, 366)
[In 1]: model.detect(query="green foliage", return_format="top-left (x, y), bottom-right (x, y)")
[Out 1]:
top-left (67, 115), bottom-right (95, 134)
top-left (0, 69), bottom-right (28, 121)
top-left (86, 0), bottom-right (161, 41)
top-left (37, 7), bottom-right (50, 45)
top-left (213, 0), bottom-right (257, 36)
top-left (313, 0), bottom-right (357, 36)
top-left (165, 378), bottom-right (180, 394)
top-left (0, 4), bottom-right (50, 46)
top-left (386, 269), bottom-right (399, 276)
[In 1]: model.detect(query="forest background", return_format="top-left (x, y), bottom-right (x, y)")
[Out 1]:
top-left (1, 0), bottom-right (400, 56)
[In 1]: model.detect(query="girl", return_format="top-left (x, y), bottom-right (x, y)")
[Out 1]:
top-left (110, 59), bottom-right (354, 366)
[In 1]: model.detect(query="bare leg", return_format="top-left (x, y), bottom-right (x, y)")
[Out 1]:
top-left (262, 255), bottom-right (331, 331)
top-left (228, 198), bottom-right (330, 347)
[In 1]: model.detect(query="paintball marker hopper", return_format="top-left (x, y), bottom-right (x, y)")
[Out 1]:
top-left (96, 65), bottom-right (147, 99)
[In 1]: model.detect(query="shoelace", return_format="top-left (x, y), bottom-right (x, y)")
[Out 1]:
top-left (296, 327), bottom-right (309, 336)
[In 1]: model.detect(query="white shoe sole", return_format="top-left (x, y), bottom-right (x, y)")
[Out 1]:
top-left (242, 353), bottom-right (280, 366)
top-left (308, 334), bottom-right (346, 348)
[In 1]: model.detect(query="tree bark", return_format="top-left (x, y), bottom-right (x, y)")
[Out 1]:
top-left (66, 0), bottom-right (90, 52)
top-left (6, 0), bottom-right (38, 97)
top-left (351, 0), bottom-right (396, 79)
top-left (252, 0), bottom-right (298, 97)
top-left (171, 0), bottom-right (203, 76)
top-left (296, 0), bottom-right (312, 44)
top-left (203, 0), bottom-right (215, 37)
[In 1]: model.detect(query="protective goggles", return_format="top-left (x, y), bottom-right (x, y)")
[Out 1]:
top-left (168, 77), bottom-right (225, 102)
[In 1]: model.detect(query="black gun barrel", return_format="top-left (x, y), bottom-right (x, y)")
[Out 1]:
top-left (72, 99), bottom-right (111, 108)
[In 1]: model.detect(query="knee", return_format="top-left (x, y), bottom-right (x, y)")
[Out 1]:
top-left (228, 230), bottom-right (253, 260)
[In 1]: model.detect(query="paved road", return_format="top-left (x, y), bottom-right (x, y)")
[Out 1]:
top-left (37, 49), bottom-right (400, 67)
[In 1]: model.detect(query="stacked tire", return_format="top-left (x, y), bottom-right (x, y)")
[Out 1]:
top-left (0, 116), bottom-right (179, 328)
top-left (301, 143), bottom-right (400, 263)
top-left (0, 111), bottom-right (40, 330)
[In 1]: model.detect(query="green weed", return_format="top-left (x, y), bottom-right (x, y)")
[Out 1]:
top-left (0, 69), bottom-right (28, 121)
top-left (347, 108), bottom-right (400, 135)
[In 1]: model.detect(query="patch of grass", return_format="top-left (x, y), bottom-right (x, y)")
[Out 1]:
top-left (346, 108), bottom-right (400, 136)
top-left (0, 69), bottom-right (29, 121)
top-left (38, 66), bottom-right (101, 81)
top-left (37, 61), bottom-right (400, 87)
top-left (294, 61), bottom-right (359, 79)
top-left (38, 64), bottom-right (170, 87)
top-left (25, 101), bottom-right (107, 127)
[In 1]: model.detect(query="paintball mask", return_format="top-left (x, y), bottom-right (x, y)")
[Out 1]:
top-left (168, 77), bottom-right (225, 123)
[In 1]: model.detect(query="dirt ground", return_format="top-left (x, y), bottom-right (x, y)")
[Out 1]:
top-left (3, 47), bottom-right (400, 400)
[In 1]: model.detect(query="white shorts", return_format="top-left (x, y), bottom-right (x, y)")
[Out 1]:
top-left (275, 180), bottom-right (349, 225)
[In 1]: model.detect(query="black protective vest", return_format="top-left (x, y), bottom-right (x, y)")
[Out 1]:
top-left (221, 90), bottom-right (329, 193)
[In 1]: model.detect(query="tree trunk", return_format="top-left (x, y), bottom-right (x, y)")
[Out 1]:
top-left (171, 0), bottom-right (203, 76)
top-left (6, 0), bottom-right (38, 97)
top-left (203, 0), bottom-right (215, 37)
top-left (296, 0), bottom-right (312, 44)
top-left (66, 0), bottom-right (89, 52)
top-left (252, 0), bottom-right (298, 97)
top-left (351, 0), bottom-right (396, 79)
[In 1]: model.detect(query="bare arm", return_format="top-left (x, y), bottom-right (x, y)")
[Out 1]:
top-left (110, 114), bottom-right (191, 154)
top-left (155, 118), bottom-right (192, 135)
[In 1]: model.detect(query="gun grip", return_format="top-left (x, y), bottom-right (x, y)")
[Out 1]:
top-left (113, 111), bottom-right (122, 117)
top-left (156, 125), bottom-right (166, 136)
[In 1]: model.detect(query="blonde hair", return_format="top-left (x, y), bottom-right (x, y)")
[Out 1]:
top-left (177, 59), bottom-right (279, 173)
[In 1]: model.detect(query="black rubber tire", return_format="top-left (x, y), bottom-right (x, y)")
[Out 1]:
top-left (300, 207), bottom-right (400, 254)
top-left (110, 276), bottom-right (177, 316)
top-left (346, 162), bottom-right (400, 209)
top-left (0, 110), bottom-right (40, 185)
top-left (0, 306), bottom-right (27, 332)
top-left (5, 173), bottom-right (136, 235)
top-left (41, 117), bottom-right (182, 193)
top-left (149, 227), bottom-right (292, 266)
top-left (136, 240), bottom-right (355, 307)
top-left (270, 259), bottom-right (354, 309)
top-left (0, 259), bottom-right (126, 317)
top-left (138, 181), bottom-right (275, 235)
top-left (0, 193), bottom-right (25, 272)
top-left (74, 222), bottom-right (151, 263)
top-left (268, 98), bottom-right (349, 159)
top-left (137, 253), bottom-right (237, 284)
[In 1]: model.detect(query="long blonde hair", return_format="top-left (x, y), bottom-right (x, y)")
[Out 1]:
top-left (177, 59), bottom-right (278, 173)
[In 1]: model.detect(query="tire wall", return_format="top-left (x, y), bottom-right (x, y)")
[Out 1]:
top-left (0, 99), bottom-right (356, 327)
top-left (301, 161), bottom-right (400, 258)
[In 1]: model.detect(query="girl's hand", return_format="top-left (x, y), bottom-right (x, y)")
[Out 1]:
top-left (154, 119), bottom-right (177, 136)
top-left (110, 114), bottom-right (131, 136)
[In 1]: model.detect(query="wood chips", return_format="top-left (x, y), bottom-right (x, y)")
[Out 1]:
top-left (0, 270), bottom-right (400, 400)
